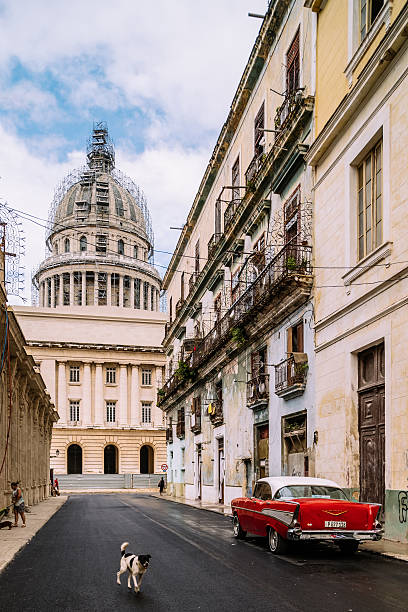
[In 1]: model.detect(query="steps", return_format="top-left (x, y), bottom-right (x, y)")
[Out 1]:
top-left (57, 473), bottom-right (166, 490)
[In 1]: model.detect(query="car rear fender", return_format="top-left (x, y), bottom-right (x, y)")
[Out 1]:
top-left (263, 502), bottom-right (300, 539)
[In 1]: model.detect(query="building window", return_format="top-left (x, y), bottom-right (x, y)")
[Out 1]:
top-left (96, 234), bottom-right (107, 255)
top-left (142, 402), bottom-right (152, 424)
top-left (360, 0), bottom-right (384, 41)
top-left (106, 367), bottom-right (116, 384)
top-left (195, 240), bottom-right (200, 275)
top-left (142, 368), bottom-right (152, 386)
top-left (358, 140), bottom-right (382, 260)
top-left (64, 238), bottom-right (70, 253)
top-left (143, 281), bottom-right (149, 310)
top-left (62, 273), bottom-right (70, 305)
top-left (69, 366), bottom-right (80, 383)
top-left (284, 187), bottom-right (301, 245)
top-left (133, 245), bottom-right (138, 259)
top-left (106, 401), bottom-right (116, 423)
top-left (169, 296), bottom-right (173, 324)
top-left (254, 103), bottom-right (265, 157)
top-left (286, 29), bottom-right (300, 95)
top-left (111, 273), bottom-right (120, 306)
top-left (214, 294), bottom-right (222, 325)
top-left (253, 233), bottom-right (266, 271)
top-left (180, 272), bottom-right (185, 302)
top-left (118, 239), bottom-right (125, 255)
top-left (69, 400), bottom-right (80, 422)
top-left (54, 242), bottom-right (59, 255)
top-left (232, 156), bottom-right (240, 201)
top-left (79, 235), bottom-right (87, 252)
top-left (150, 285), bottom-right (154, 311)
top-left (134, 278), bottom-right (141, 309)
top-left (288, 320), bottom-right (304, 353)
top-left (98, 273), bottom-right (107, 305)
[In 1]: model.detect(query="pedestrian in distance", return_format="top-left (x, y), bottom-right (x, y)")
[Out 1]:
top-left (54, 477), bottom-right (60, 496)
top-left (11, 481), bottom-right (26, 528)
top-left (158, 477), bottom-right (165, 495)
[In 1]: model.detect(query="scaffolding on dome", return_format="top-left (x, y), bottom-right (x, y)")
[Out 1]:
top-left (87, 121), bottom-right (115, 172)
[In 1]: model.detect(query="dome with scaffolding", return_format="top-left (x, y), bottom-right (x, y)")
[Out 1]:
top-left (33, 123), bottom-right (161, 311)
top-left (46, 122), bottom-right (154, 253)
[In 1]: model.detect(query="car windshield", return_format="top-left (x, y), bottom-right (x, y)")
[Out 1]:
top-left (274, 485), bottom-right (348, 500)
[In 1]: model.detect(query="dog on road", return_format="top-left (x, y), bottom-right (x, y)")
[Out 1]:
top-left (116, 542), bottom-right (151, 593)
top-left (0, 521), bottom-right (12, 530)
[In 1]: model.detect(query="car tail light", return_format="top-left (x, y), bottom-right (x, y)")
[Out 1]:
top-left (374, 505), bottom-right (383, 531)
top-left (289, 504), bottom-right (301, 530)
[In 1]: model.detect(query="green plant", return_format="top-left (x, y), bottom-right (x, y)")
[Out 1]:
top-left (286, 256), bottom-right (297, 271)
top-left (157, 388), bottom-right (165, 397)
top-left (174, 361), bottom-right (196, 383)
top-left (246, 179), bottom-right (256, 193)
top-left (230, 327), bottom-right (247, 347)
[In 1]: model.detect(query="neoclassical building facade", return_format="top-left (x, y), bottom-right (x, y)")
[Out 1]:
top-left (15, 124), bottom-right (167, 478)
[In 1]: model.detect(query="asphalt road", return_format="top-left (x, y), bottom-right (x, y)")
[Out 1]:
top-left (0, 494), bottom-right (407, 612)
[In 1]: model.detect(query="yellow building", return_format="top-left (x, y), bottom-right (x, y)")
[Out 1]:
top-left (306, 0), bottom-right (408, 541)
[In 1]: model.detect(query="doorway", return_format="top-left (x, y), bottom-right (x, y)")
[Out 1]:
top-left (196, 444), bottom-right (202, 500)
top-left (358, 343), bottom-right (385, 507)
top-left (104, 445), bottom-right (118, 474)
top-left (218, 438), bottom-right (225, 504)
top-left (67, 444), bottom-right (82, 474)
top-left (140, 445), bottom-right (154, 474)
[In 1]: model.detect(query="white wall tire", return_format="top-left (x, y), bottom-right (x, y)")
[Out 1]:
top-left (268, 527), bottom-right (288, 554)
top-left (232, 514), bottom-right (246, 539)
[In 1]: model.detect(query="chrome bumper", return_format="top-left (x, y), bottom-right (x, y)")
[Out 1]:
top-left (287, 528), bottom-right (383, 542)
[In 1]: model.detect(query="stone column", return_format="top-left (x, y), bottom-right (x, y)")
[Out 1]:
top-left (82, 362), bottom-right (92, 426)
top-left (50, 276), bottom-right (55, 308)
top-left (107, 273), bottom-right (112, 306)
top-left (119, 275), bottom-right (124, 308)
top-left (130, 365), bottom-right (140, 426)
top-left (69, 272), bottom-right (74, 306)
top-left (94, 364), bottom-right (104, 426)
top-left (119, 365), bottom-right (128, 426)
top-left (82, 270), bottom-right (87, 306)
top-left (57, 362), bottom-right (67, 425)
top-left (130, 276), bottom-right (135, 309)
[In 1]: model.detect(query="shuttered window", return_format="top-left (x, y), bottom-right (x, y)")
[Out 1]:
top-left (357, 141), bottom-right (382, 260)
top-left (286, 30), bottom-right (300, 95)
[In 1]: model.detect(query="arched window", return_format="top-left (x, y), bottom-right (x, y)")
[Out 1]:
top-left (133, 245), bottom-right (138, 259)
top-left (104, 445), bottom-right (118, 474)
top-left (54, 242), bottom-right (59, 255)
top-left (64, 238), bottom-right (70, 253)
top-left (118, 239), bottom-right (124, 255)
top-left (79, 235), bottom-right (87, 252)
top-left (140, 445), bottom-right (154, 474)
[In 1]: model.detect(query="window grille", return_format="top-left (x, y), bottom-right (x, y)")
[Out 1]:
top-left (142, 402), bottom-right (152, 423)
top-left (106, 401), bottom-right (116, 423)
top-left (69, 400), bottom-right (80, 422)
top-left (142, 369), bottom-right (152, 386)
top-left (69, 366), bottom-right (80, 383)
top-left (106, 367), bottom-right (116, 384)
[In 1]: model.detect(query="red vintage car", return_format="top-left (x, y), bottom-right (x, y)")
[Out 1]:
top-left (231, 476), bottom-right (383, 555)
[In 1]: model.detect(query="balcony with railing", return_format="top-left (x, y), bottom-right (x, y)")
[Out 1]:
top-left (207, 233), bottom-right (224, 260)
top-left (274, 353), bottom-right (308, 400)
top-left (157, 244), bottom-right (312, 408)
top-left (245, 154), bottom-right (265, 186)
top-left (247, 373), bottom-right (270, 409)
top-left (274, 90), bottom-right (314, 139)
top-left (208, 399), bottom-right (223, 427)
top-left (224, 198), bottom-right (244, 233)
top-left (188, 272), bottom-right (197, 294)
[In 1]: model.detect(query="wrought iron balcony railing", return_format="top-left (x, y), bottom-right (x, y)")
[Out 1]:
top-left (224, 198), bottom-right (243, 233)
top-left (275, 353), bottom-right (308, 400)
top-left (247, 373), bottom-right (270, 408)
top-left (158, 244), bottom-right (312, 407)
top-left (207, 233), bottom-right (224, 259)
top-left (245, 154), bottom-right (264, 186)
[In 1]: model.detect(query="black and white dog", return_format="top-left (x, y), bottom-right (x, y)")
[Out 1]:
top-left (116, 542), bottom-right (151, 593)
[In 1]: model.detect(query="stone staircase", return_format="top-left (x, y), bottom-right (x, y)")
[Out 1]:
top-left (57, 473), bottom-right (165, 490)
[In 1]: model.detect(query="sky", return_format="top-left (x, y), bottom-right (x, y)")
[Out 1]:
top-left (0, 0), bottom-right (267, 304)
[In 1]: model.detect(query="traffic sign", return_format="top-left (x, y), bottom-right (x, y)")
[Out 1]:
top-left (161, 463), bottom-right (168, 472)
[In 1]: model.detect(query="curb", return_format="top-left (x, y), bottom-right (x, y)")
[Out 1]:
top-left (150, 493), bottom-right (232, 517)
top-left (0, 497), bottom-right (67, 574)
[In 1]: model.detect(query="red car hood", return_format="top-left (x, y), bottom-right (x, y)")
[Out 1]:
top-left (292, 498), bottom-right (380, 531)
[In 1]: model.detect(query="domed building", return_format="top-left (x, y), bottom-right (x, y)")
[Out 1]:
top-left (14, 124), bottom-right (167, 487)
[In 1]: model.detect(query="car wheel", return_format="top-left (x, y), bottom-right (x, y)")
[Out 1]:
top-left (338, 540), bottom-right (359, 555)
top-left (268, 527), bottom-right (288, 554)
top-left (232, 514), bottom-right (246, 539)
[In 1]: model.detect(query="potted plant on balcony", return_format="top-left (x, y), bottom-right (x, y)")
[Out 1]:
top-left (174, 360), bottom-right (197, 383)
top-left (286, 255), bottom-right (297, 271)
top-left (157, 388), bottom-right (165, 398)
top-left (246, 179), bottom-right (256, 194)
top-left (230, 326), bottom-right (247, 347)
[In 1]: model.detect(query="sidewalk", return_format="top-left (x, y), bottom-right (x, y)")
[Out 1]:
top-left (0, 496), bottom-right (67, 573)
top-left (151, 493), bottom-right (408, 562)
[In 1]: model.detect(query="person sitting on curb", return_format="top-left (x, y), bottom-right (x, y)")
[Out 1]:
top-left (11, 482), bottom-right (26, 528)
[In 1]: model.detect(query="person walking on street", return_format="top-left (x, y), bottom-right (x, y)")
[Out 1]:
top-left (11, 482), bottom-right (26, 528)
top-left (158, 477), bottom-right (165, 495)
top-left (54, 478), bottom-right (60, 496)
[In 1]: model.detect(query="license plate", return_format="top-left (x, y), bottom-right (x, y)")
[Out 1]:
top-left (325, 521), bottom-right (346, 528)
